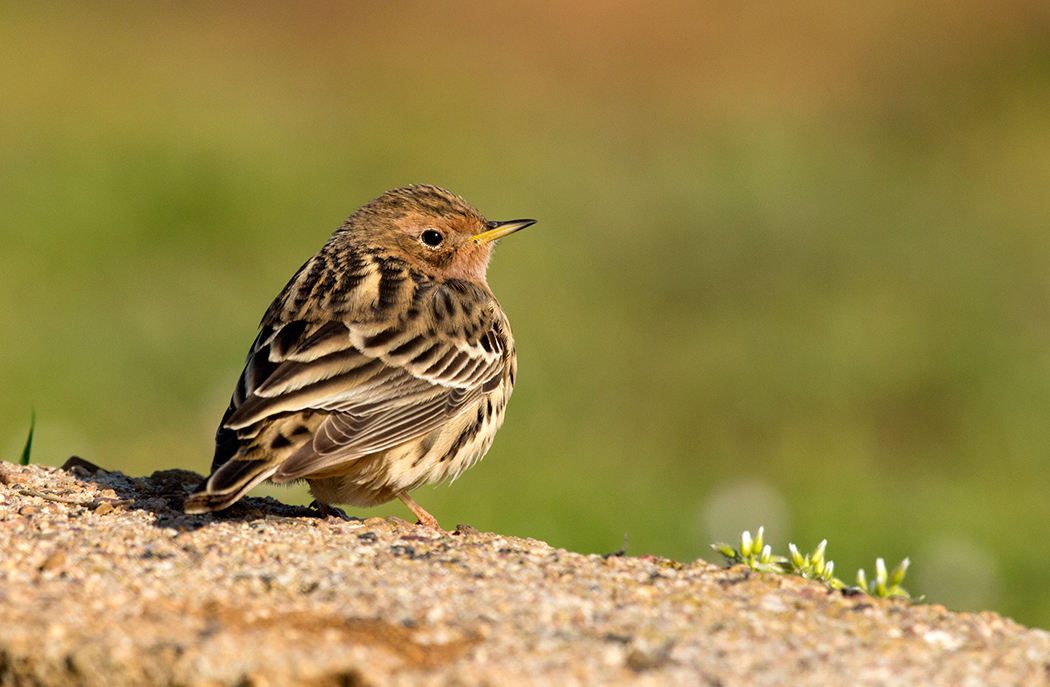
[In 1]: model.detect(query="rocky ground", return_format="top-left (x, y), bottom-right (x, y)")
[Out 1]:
top-left (1, 460), bottom-right (1049, 686)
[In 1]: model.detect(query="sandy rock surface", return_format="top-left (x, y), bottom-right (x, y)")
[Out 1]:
top-left (1, 460), bottom-right (1049, 687)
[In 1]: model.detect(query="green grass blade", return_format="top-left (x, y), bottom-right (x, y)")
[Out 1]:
top-left (20, 410), bottom-right (36, 466)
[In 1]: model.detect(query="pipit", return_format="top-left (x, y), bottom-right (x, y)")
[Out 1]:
top-left (184, 185), bottom-right (533, 528)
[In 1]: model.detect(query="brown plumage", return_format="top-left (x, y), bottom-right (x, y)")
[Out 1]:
top-left (184, 185), bottom-right (533, 528)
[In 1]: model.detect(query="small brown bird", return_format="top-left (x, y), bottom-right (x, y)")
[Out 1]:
top-left (184, 185), bottom-right (533, 528)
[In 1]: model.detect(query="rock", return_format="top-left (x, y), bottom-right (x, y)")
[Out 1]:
top-left (1, 461), bottom-right (1048, 686)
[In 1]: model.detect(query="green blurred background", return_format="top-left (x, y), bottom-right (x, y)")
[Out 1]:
top-left (3, 1), bottom-right (1050, 625)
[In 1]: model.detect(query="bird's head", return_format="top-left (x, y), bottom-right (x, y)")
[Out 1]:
top-left (343, 185), bottom-right (534, 284)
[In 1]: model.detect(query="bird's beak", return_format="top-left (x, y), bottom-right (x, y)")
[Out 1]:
top-left (471, 219), bottom-right (536, 245)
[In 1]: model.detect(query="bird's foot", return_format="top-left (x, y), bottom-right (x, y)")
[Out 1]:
top-left (309, 500), bottom-right (352, 521)
top-left (396, 491), bottom-right (442, 530)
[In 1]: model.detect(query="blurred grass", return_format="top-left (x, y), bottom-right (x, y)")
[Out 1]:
top-left (3, 1), bottom-right (1050, 625)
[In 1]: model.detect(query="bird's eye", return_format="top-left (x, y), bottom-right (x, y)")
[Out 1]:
top-left (420, 229), bottom-right (444, 248)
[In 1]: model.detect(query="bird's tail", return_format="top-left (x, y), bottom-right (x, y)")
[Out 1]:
top-left (183, 457), bottom-right (280, 514)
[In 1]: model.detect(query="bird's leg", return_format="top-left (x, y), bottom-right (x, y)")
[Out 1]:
top-left (309, 499), bottom-right (352, 521)
top-left (396, 491), bottom-right (441, 529)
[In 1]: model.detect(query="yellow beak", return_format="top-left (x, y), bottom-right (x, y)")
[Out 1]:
top-left (471, 219), bottom-right (536, 245)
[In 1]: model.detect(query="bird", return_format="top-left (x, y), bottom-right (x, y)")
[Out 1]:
top-left (184, 185), bottom-right (533, 528)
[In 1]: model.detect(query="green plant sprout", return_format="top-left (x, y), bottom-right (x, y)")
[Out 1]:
top-left (856, 557), bottom-right (911, 599)
top-left (787, 540), bottom-right (843, 588)
top-left (711, 526), bottom-right (789, 574)
top-left (713, 527), bottom-right (912, 599)
top-left (20, 410), bottom-right (35, 466)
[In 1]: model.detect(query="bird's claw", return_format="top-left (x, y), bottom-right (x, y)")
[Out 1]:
top-left (309, 500), bottom-right (352, 521)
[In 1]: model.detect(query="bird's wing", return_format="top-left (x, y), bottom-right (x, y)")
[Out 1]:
top-left (223, 295), bottom-right (506, 480)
